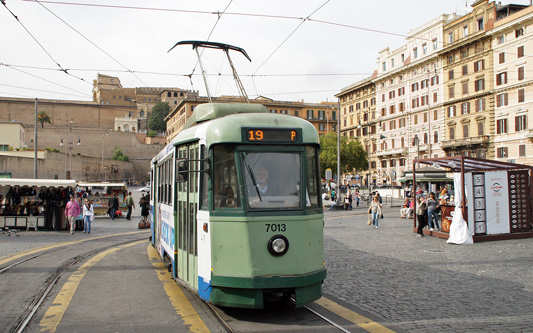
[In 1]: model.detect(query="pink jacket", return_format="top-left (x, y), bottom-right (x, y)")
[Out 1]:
top-left (65, 200), bottom-right (81, 217)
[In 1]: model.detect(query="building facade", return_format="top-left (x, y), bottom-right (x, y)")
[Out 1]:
top-left (337, 0), bottom-right (533, 186)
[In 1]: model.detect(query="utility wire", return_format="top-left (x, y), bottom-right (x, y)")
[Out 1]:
top-left (1, 0), bottom-right (89, 84)
top-left (0, 63), bottom-right (90, 96)
top-left (34, 0), bottom-right (148, 87)
top-left (252, 0), bottom-right (330, 76)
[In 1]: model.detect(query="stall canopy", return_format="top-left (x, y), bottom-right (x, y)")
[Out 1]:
top-left (78, 182), bottom-right (126, 188)
top-left (0, 178), bottom-right (77, 188)
top-left (416, 155), bottom-right (533, 173)
top-left (398, 167), bottom-right (452, 183)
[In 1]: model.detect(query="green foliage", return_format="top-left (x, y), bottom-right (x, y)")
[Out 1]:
top-left (46, 147), bottom-right (60, 152)
top-left (147, 131), bottom-right (157, 137)
top-left (148, 102), bottom-right (170, 132)
top-left (319, 132), bottom-right (368, 177)
top-left (112, 146), bottom-right (129, 162)
top-left (37, 111), bottom-right (52, 128)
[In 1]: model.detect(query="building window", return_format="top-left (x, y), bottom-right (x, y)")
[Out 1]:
top-left (478, 122), bottom-right (484, 136)
top-left (433, 38), bottom-right (438, 50)
top-left (463, 25), bottom-right (469, 37)
top-left (449, 70), bottom-right (454, 80)
top-left (461, 49), bottom-right (468, 59)
top-left (391, 58), bottom-right (395, 68)
top-left (450, 127), bottom-right (455, 140)
top-left (461, 102), bottom-right (470, 114)
top-left (422, 43), bottom-right (427, 55)
top-left (463, 125), bottom-right (469, 138)
top-left (431, 75), bottom-right (439, 86)
top-left (319, 124), bottom-right (325, 131)
top-left (474, 59), bottom-right (484, 72)
top-left (475, 78), bottom-right (485, 92)
top-left (518, 67), bottom-right (525, 81)
top-left (496, 72), bottom-right (507, 85)
top-left (307, 110), bottom-right (313, 119)
top-left (518, 45), bottom-right (525, 58)
top-left (413, 48), bottom-right (418, 59)
top-left (499, 52), bottom-right (505, 64)
top-left (424, 132), bottom-right (428, 144)
top-left (382, 62), bottom-right (387, 71)
top-left (519, 144), bottom-right (526, 157)
top-left (462, 65), bottom-right (468, 75)
top-left (497, 118), bottom-right (508, 134)
top-left (498, 36), bottom-right (505, 44)
top-left (476, 98), bottom-right (485, 112)
top-left (497, 147), bottom-right (508, 158)
top-left (496, 93), bottom-right (509, 107)
top-left (400, 158), bottom-right (406, 167)
top-left (448, 32), bottom-right (454, 43)
top-left (516, 28), bottom-right (524, 38)
top-left (515, 115), bottom-right (527, 132)
top-left (434, 131), bottom-right (439, 143)
top-left (462, 82), bottom-right (468, 95)
top-left (449, 86), bottom-right (455, 98)
top-left (518, 88), bottom-right (525, 103)
top-left (447, 105), bottom-right (457, 117)
top-left (477, 18), bottom-right (484, 31)
top-left (401, 137), bottom-right (405, 147)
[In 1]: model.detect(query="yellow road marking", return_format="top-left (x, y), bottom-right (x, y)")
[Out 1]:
top-left (147, 245), bottom-right (209, 333)
top-left (316, 297), bottom-right (395, 332)
top-left (39, 240), bottom-right (146, 332)
top-left (0, 230), bottom-right (148, 266)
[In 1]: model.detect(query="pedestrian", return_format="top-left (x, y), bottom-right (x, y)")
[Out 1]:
top-left (375, 192), bottom-right (383, 218)
top-left (125, 192), bottom-right (135, 220)
top-left (140, 194), bottom-right (150, 223)
top-left (368, 196), bottom-right (382, 229)
top-left (400, 197), bottom-right (410, 218)
top-left (65, 195), bottom-right (80, 234)
top-left (426, 192), bottom-right (440, 231)
top-left (355, 190), bottom-right (360, 207)
top-left (109, 193), bottom-right (119, 220)
top-left (416, 197), bottom-right (428, 237)
top-left (82, 199), bottom-right (94, 233)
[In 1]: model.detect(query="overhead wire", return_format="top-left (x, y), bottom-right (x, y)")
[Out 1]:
top-left (33, 0), bottom-right (149, 87)
top-left (1, 0), bottom-right (88, 84)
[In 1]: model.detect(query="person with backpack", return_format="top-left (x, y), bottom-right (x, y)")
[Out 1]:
top-left (83, 199), bottom-right (94, 234)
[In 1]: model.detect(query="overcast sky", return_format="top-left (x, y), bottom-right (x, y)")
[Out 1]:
top-left (1, 0), bottom-right (531, 104)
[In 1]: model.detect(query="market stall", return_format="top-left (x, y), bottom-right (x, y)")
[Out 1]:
top-left (0, 178), bottom-right (77, 230)
top-left (412, 156), bottom-right (533, 242)
top-left (77, 182), bottom-right (128, 216)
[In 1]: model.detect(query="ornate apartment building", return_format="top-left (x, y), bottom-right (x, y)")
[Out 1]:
top-left (165, 96), bottom-right (338, 143)
top-left (337, 0), bottom-right (532, 186)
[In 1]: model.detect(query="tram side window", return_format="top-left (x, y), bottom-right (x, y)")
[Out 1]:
top-left (213, 145), bottom-right (241, 210)
top-left (200, 145), bottom-right (209, 210)
top-left (306, 147), bottom-right (320, 208)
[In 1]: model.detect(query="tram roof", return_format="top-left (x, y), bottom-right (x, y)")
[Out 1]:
top-left (152, 103), bottom-right (320, 164)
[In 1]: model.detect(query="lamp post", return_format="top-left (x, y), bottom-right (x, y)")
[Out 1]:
top-left (59, 119), bottom-right (80, 180)
top-left (102, 130), bottom-right (109, 181)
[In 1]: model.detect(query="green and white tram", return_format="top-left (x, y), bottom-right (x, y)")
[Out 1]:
top-left (150, 102), bottom-right (326, 308)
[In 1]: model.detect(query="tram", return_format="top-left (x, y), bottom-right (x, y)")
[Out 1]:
top-left (149, 102), bottom-right (326, 308)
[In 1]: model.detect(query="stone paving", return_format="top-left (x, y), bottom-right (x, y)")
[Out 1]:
top-left (322, 203), bottom-right (533, 332)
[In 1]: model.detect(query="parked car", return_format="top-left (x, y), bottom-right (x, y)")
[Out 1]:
top-left (137, 185), bottom-right (150, 192)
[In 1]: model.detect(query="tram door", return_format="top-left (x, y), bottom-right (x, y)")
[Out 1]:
top-left (176, 143), bottom-right (199, 289)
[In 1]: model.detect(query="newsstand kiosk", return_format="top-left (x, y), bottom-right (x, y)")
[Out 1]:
top-left (412, 156), bottom-right (533, 242)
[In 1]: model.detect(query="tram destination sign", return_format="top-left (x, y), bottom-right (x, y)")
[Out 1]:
top-left (244, 128), bottom-right (301, 143)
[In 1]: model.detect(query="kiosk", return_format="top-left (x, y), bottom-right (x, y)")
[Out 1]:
top-left (0, 178), bottom-right (77, 230)
top-left (412, 156), bottom-right (533, 242)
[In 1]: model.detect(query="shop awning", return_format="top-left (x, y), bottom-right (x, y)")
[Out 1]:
top-left (0, 178), bottom-right (77, 187)
top-left (78, 182), bottom-right (126, 188)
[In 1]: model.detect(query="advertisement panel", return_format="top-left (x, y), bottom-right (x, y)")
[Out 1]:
top-left (485, 171), bottom-right (510, 235)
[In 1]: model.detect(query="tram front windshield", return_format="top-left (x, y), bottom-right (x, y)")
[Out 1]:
top-left (242, 152), bottom-right (301, 209)
top-left (213, 144), bottom-right (323, 210)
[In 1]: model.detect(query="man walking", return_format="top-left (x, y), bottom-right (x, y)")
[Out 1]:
top-left (125, 192), bottom-right (135, 220)
top-left (65, 195), bottom-right (80, 234)
top-left (110, 193), bottom-right (119, 220)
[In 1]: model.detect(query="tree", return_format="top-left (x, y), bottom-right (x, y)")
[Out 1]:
top-left (319, 132), bottom-right (368, 178)
top-left (37, 111), bottom-right (51, 128)
top-left (112, 146), bottom-right (129, 162)
top-left (148, 102), bottom-right (170, 132)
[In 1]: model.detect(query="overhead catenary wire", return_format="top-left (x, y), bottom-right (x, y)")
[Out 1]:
top-left (33, 0), bottom-right (148, 87)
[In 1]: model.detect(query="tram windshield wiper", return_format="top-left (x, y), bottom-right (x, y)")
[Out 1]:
top-left (242, 152), bottom-right (262, 202)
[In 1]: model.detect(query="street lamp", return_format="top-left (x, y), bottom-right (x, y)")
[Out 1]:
top-left (59, 119), bottom-right (80, 180)
top-left (102, 130), bottom-right (109, 181)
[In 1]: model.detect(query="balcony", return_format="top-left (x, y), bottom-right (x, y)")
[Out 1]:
top-left (376, 147), bottom-right (408, 157)
top-left (441, 135), bottom-right (490, 149)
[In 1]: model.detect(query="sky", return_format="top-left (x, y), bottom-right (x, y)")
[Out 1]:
top-left (1, 0), bottom-right (532, 104)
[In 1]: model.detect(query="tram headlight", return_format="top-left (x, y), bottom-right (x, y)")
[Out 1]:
top-left (268, 235), bottom-right (289, 256)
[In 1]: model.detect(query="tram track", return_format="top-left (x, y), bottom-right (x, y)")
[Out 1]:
top-left (2, 235), bottom-right (148, 333)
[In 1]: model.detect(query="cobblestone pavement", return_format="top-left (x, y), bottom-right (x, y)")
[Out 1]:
top-left (323, 203), bottom-right (533, 332)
